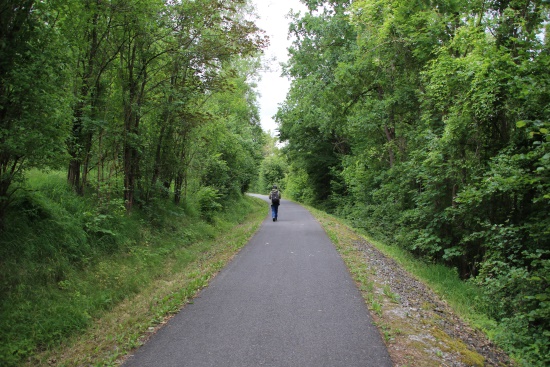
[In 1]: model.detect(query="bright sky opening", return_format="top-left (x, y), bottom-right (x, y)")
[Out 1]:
top-left (252, 0), bottom-right (308, 135)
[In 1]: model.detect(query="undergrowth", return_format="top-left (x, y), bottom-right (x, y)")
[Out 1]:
top-left (0, 170), bottom-right (266, 367)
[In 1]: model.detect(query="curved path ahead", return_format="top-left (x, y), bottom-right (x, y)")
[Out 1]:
top-left (123, 195), bottom-right (392, 367)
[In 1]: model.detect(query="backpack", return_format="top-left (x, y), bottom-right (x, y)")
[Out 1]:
top-left (271, 190), bottom-right (280, 205)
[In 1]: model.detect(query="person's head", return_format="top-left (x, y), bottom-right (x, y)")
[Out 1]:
top-left (272, 185), bottom-right (277, 190)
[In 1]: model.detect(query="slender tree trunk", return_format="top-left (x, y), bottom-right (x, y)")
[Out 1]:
top-left (122, 39), bottom-right (148, 211)
top-left (68, 5), bottom-right (100, 195)
top-left (123, 103), bottom-right (139, 211)
top-left (151, 126), bottom-right (165, 185)
top-left (68, 100), bottom-right (85, 195)
top-left (81, 131), bottom-right (94, 191)
top-left (123, 139), bottom-right (138, 211)
top-left (173, 133), bottom-right (190, 205)
top-left (67, 157), bottom-right (82, 193)
top-left (174, 173), bottom-right (184, 205)
top-left (384, 125), bottom-right (395, 167)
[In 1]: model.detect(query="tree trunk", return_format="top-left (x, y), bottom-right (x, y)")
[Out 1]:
top-left (67, 101), bottom-right (85, 195)
top-left (68, 5), bottom-right (101, 195)
top-left (384, 125), bottom-right (395, 168)
top-left (174, 173), bottom-right (184, 205)
top-left (123, 104), bottom-right (139, 211)
top-left (67, 158), bottom-right (82, 194)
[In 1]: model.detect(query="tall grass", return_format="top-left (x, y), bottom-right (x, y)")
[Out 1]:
top-left (307, 206), bottom-right (495, 333)
top-left (0, 170), bottom-right (266, 367)
top-left (375, 239), bottom-right (494, 328)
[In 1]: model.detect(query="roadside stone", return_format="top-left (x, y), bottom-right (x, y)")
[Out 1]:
top-left (350, 237), bottom-right (512, 367)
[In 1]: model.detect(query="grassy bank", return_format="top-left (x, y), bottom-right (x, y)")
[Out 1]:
top-left (308, 207), bottom-right (489, 322)
top-left (0, 171), bottom-right (267, 366)
top-left (306, 206), bottom-right (511, 366)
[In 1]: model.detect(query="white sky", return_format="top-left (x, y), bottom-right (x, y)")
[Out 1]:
top-left (252, 0), bottom-right (308, 134)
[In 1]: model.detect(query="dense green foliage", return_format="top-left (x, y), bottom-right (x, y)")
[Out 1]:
top-left (278, 0), bottom-right (550, 365)
top-left (0, 0), bottom-right (268, 218)
top-left (250, 134), bottom-right (288, 194)
top-left (0, 0), bottom-right (269, 365)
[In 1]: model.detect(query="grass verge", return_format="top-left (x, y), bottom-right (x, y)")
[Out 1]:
top-left (309, 207), bottom-right (488, 321)
top-left (0, 170), bottom-right (267, 366)
top-left (306, 206), bottom-right (510, 367)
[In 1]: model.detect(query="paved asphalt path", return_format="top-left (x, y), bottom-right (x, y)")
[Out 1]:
top-left (123, 195), bottom-right (392, 367)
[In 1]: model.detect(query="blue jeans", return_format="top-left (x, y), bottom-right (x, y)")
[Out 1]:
top-left (271, 204), bottom-right (279, 219)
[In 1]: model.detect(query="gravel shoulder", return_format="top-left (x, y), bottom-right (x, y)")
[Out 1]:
top-left (312, 211), bottom-right (513, 367)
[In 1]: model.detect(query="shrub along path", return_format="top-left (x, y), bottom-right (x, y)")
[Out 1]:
top-left (122, 195), bottom-right (392, 367)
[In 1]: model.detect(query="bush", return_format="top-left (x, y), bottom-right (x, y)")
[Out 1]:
top-left (196, 186), bottom-right (222, 221)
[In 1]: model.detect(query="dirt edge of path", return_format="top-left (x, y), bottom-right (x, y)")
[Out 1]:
top-left (314, 214), bottom-right (513, 367)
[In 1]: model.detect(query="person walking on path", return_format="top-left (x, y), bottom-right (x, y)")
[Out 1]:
top-left (269, 185), bottom-right (281, 221)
